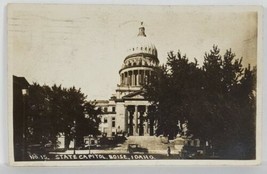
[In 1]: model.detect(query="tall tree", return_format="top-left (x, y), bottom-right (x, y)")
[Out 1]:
top-left (144, 51), bottom-right (201, 139)
top-left (144, 46), bottom-right (256, 159)
top-left (75, 101), bottom-right (102, 147)
top-left (27, 83), bottom-right (53, 147)
top-left (26, 84), bottom-right (102, 150)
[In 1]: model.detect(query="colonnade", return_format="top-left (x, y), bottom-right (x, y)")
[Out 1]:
top-left (125, 105), bottom-right (155, 136)
top-left (120, 70), bottom-right (152, 86)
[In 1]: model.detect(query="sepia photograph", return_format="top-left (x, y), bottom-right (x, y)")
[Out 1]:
top-left (8, 4), bottom-right (262, 166)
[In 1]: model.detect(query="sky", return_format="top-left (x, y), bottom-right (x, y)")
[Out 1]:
top-left (8, 4), bottom-right (258, 100)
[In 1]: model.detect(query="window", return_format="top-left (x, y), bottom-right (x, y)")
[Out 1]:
top-left (112, 132), bottom-right (115, 136)
top-left (112, 106), bottom-right (116, 112)
top-left (112, 117), bottom-right (115, 127)
top-left (104, 118), bottom-right (107, 123)
top-left (91, 140), bottom-right (95, 145)
top-left (104, 107), bottom-right (108, 113)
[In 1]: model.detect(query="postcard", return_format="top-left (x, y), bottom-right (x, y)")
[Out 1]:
top-left (8, 4), bottom-right (262, 166)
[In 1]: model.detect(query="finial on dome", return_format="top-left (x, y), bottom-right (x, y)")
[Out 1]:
top-left (138, 21), bottom-right (146, 37)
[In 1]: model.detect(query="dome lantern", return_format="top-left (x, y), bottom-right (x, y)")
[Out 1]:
top-left (138, 22), bottom-right (146, 37)
top-left (125, 22), bottom-right (158, 57)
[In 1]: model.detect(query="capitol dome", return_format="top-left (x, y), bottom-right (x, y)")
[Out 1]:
top-left (126, 24), bottom-right (158, 57)
top-left (118, 23), bottom-right (159, 88)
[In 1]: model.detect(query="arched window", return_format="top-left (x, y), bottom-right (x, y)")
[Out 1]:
top-left (142, 60), bottom-right (145, 66)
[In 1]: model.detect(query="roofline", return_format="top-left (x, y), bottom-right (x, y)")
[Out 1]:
top-left (124, 53), bottom-right (159, 63)
top-left (119, 65), bottom-right (156, 74)
top-left (13, 75), bottom-right (30, 87)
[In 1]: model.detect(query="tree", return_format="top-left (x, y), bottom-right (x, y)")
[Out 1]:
top-left (197, 46), bottom-right (256, 158)
top-left (26, 84), bottom-right (102, 150)
top-left (75, 101), bottom-right (102, 147)
top-left (144, 46), bottom-right (256, 159)
top-left (27, 83), bottom-right (53, 147)
top-left (144, 51), bottom-right (201, 139)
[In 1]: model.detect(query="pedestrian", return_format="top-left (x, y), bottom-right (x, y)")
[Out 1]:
top-left (177, 151), bottom-right (181, 159)
top-left (167, 146), bottom-right (171, 157)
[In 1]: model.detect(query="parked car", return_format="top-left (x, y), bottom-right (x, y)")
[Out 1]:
top-left (127, 144), bottom-right (148, 154)
top-left (181, 145), bottom-right (204, 159)
top-left (27, 144), bottom-right (44, 154)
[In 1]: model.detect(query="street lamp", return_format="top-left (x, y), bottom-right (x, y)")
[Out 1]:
top-left (88, 134), bottom-right (93, 154)
top-left (72, 120), bottom-right (76, 155)
top-left (22, 88), bottom-right (29, 160)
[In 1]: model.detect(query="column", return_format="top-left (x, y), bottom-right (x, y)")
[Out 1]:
top-left (134, 105), bottom-right (138, 135)
top-left (129, 71), bottom-right (132, 86)
top-left (123, 73), bottom-right (126, 85)
top-left (133, 72), bottom-right (135, 86)
top-left (145, 105), bottom-right (148, 135)
top-left (134, 71), bottom-right (137, 86)
top-left (124, 72), bottom-right (126, 85)
top-left (108, 116), bottom-right (112, 137)
top-left (124, 106), bottom-right (128, 135)
top-left (128, 106), bottom-right (134, 136)
top-left (120, 74), bottom-right (123, 85)
top-left (144, 70), bottom-right (148, 84)
top-left (126, 72), bottom-right (129, 85)
top-left (125, 73), bottom-right (127, 85)
top-left (132, 71), bottom-right (135, 86)
top-left (141, 70), bottom-right (144, 85)
top-left (148, 106), bottom-right (155, 136)
top-left (136, 70), bottom-right (139, 86)
top-left (138, 106), bottom-right (145, 136)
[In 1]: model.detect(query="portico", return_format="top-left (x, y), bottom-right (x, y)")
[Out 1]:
top-left (124, 104), bottom-right (156, 136)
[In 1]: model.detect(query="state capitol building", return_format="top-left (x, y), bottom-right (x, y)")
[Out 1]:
top-left (96, 23), bottom-right (159, 137)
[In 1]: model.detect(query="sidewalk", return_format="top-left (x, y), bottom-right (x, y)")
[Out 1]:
top-left (49, 149), bottom-right (179, 156)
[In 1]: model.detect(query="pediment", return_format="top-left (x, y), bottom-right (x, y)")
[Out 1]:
top-left (122, 90), bottom-right (145, 100)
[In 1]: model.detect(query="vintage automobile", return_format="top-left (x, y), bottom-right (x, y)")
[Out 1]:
top-left (127, 144), bottom-right (148, 154)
